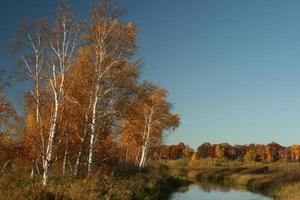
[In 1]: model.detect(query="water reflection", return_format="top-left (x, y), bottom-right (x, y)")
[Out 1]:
top-left (171, 182), bottom-right (272, 200)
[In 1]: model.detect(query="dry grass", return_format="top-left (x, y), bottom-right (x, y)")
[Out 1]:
top-left (163, 158), bottom-right (300, 199)
top-left (0, 160), bottom-right (188, 200)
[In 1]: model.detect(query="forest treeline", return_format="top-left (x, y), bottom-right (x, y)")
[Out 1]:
top-left (152, 142), bottom-right (300, 163)
top-left (0, 0), bottom-right (179, 187)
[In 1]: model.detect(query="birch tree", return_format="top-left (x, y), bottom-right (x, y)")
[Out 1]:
top-left (42, 1), bottom-right (79, 185)
top-left (121, 82), bottom-right (179, 168)
top-left (84, 0), bottom-right (138, 176)
top-left (11, 18), bottom-right (48, 178)
top-left (62, 53), bottom-right (94, 177)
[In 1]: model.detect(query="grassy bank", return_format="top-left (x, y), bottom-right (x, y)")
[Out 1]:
top-left (163, 158), bottom-right (300, 200)
top-left (3, 158), bottom-right (300, 199)
top-left (0, 161), bottom-right (189, 200)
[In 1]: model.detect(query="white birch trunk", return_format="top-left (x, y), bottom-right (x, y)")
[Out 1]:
top-left (42, 89), bottom-right (59, 186)
top-left (135, 148), bottom-right (140, 165)
top-left (139, 145), bottom-right (146, 168)
top-left (87, 89), bottom-right (99, 177)
top-left (35, 160), bottom-right (41, 176)
top-left (41, 11), bottom-right (77, 184)
top-left (22, 34), bottom-right (45, 179)
top-left (74, 116), bottom-right (88, 177)
top-left (62, 132), bottom-right (69, 176)
top-left (1, 160), bottom-right (10, 175)
top-left (139, 107), bottom-right (154, 169)
top-left (87, 134), bottom-right (95, 177)
top-left (74, 141), bottom-right (83, 177)
top-left (74, 118), bottom-right (88, 177)
top-left (42, 59), bottom-right (65, 185)
top-left (30, 163), bottom-right (34, 179)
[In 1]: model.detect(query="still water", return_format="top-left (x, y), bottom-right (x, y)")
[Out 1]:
top-left (170, 182), bottom-right (272, 200)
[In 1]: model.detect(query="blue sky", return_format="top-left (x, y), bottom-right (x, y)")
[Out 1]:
top-left (1, 0), bottom-right (300, 148)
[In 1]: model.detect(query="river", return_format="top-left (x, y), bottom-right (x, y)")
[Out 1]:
top-left (170, 182), bottom-right (272, 200)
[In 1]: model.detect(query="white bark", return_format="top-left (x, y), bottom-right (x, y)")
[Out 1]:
top-left (87, 89), bottom-right (99, 177)
top-left (30, 159), bottom-right (35, 179)
top-left (42, 15), bottom-right (77, 185)
top-left (87, 134), bottom-right (95, 177)
top-left (1, 160), bottom-right (10, 175)
top-left (74, 141), bottom-right (84, 177)
top-left (35, 160), bottom-right (41, 176)
top-left (43, 85), bottom-right (59, 186)
top-left (74, 114), bottom-right (89, 177)
top-left (86, 2), bottom-right (133, 176)
top-left (62, 132), bottom-right (69, 176)
top-left (139, 107), bottom-right (154, 169)
top-left (21, 31), bottom-right (45, 179)
top-left (139, 145), bottom-right (146, 168)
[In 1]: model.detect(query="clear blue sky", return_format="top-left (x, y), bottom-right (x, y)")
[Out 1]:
top-left (1, 0), bottom-right (300, 148)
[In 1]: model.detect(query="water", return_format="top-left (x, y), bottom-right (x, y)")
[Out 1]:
top-left (171, 182), bottom-right (272, 200)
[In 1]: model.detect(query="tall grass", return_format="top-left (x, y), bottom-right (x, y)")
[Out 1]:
top-left (0, 160), bottom-right (188, 200)
top-left (165, 158), bottom-right (300, 199)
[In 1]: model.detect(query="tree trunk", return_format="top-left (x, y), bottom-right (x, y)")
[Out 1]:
top-left (74, 140), bottom-right (84, 177)
top-left (87, 91), bottom-right (98, 177)
top-left (135, 148), bottom-right (140, 165)
top-left (30, 159), bottom-right (35, 179)
top-left (1, 160), bottom-right (10, 176)
top-left (74, 115), bottom-right (88, 177)
top-left (62, 132), bottom-right (69, 176)
top-left (139, 145), bottom-right (146, 168)
top-left (87, 134), bottom-right (95, 177)
top-left (139, 107), bottom-right (153, 169)
top-left (42, 113), bottom-right (57, 185)
top-left (125, 147), bottom-right (128, 163)
top-left (42, 85), bottom-right (60, 186)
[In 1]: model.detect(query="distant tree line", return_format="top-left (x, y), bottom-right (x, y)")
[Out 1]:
top-left (195, 142), bottom-right (300, 163)
top-left (150, 142), bottom-right (300, 163)
top-left (151, 143), bottom-right (194, 160)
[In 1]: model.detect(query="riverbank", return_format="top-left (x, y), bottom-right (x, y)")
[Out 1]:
top-left (163, 158), bottom-right (300, 200)
top-left (2, 159), bottom-right (300, 199)
top-left (0, 162), bottom-right (189, 200)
